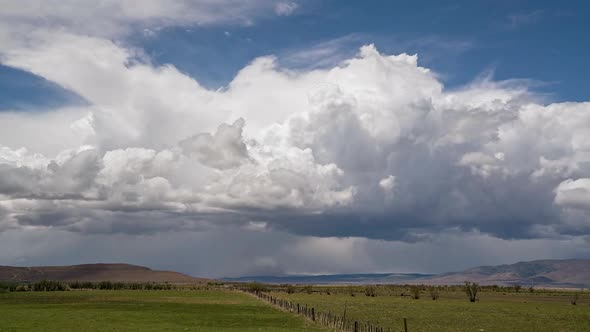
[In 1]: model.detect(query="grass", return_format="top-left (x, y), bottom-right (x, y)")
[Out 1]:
top-left (0, 289), bottom-right (327, 331)
top-left (270, 288), bottom-right (590, 332)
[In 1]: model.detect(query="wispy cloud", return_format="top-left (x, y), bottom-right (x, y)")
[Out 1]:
top-left (275, 2), bottom-right (299, 16)
top-left (0, 0), bottom-right (286, 43)
top-left (506, 10), bottom-right (545, 29)
top-left (400, 35), bottom-right (476, 55)
top-left (280, 34), bottom-right (365, 69)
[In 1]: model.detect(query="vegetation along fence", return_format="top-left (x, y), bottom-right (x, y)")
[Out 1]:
top-left (249, 291), bottom-right (409, 332)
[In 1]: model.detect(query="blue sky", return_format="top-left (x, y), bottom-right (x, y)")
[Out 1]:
top-left (128, 0), bottom-right (590, 100)
top-left (2, 0), bottom-right (589, 111)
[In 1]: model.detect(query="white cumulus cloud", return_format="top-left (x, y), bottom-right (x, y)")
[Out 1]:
top-left (0, 14), bottom-right (589, 242)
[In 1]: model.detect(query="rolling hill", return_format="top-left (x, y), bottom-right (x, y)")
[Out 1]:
top-left (0, 263), bottom-right (205, 283)
top-left (423, 259), bottom-right (590, 288)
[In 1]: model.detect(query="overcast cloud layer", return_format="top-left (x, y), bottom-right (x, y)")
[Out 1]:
top-left (0, 1), bottom-right (588, 276)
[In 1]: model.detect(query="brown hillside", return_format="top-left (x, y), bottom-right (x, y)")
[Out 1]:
top-left (0, 263), bottom-right (207, 283)
top-left (423, 259), bottom-right (590, 287)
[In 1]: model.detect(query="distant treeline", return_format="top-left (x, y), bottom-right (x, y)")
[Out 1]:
top-left (236, 282), bottom-right (541, 297)
top-left (0, 280), bottom-right (177, 292)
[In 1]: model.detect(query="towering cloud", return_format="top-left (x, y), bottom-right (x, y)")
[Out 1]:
top-left (1, 33), bottom-right (589, 241)
top-left (0, 1), bottom-right (588, 252)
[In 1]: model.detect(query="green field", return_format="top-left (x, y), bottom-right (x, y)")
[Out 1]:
top-left (0, 290), bottom-right (326, 332)
top-left (2, 287), bottom-right (589, 332)
top-left (270, 288), bottom-right (590, 332)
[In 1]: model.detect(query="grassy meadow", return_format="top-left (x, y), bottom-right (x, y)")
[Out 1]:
top-left (0, 289), bottom-right (326, 332)
top-left (2, 283), bottom-right (589, 332)
top-left (269, 286), bottom-right (590, 332)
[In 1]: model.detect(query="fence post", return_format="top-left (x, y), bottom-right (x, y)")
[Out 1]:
top-left (403, 318), bottom-right (408, 332)
top-left (354, 320), bottom-right (358, 332)
top-left (311, 307), bottom-right (315, 321)
top-left (297, 303), bottom-right (300, 314)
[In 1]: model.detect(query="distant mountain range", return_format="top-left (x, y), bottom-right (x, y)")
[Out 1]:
top-left (0, 263), bottom-right (206, 283)
top-left (223, 273), bottom-right (434, 284)
top-left (224, 259), bottom-right (590, 288)
top-left (2, 259), bottom-right (588, 288)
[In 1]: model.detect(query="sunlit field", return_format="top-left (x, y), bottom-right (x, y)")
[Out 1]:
top-left (267, 286), bottom-right (590, 332)
top-left (0, 289), bottom-right (327, 332)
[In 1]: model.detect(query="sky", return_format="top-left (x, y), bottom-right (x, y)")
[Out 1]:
top-left (0, 0), bottom-right (589, 278)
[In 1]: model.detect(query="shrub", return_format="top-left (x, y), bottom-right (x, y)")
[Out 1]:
top-left (303, 285), bottom-right (313, 294)
top-left (81, 282), bottom-right (96, 289)
top-left (409, 285), bottom-right (421, 300)
top-left (32, 280), bottom-right (67, 291)
top-left (15, 285), bottom-right (28, 292)
top-left (69, 281), bottom-right (99, 290)
top-left (98, 281), bottom-right (113, 290)
top-left (116, 282), bottom-right (127, 290)
top-left (0, 282), bottom-right (23, 292)
top-left (364, 285), bottom-right (377, 297)
top-left (285, 284), bottom-right (296, 294)
top-left (514, 284), bottom-right (521, 293)
top-left (66, 281), bottom-right (176, 291)
top-left (428, 286), bottom-right (439, 300)
top-left (246, 282), bottom-right (268, 293)
top-left (151, 283), bottom-right (173, 290)
top-left (0, 282), bottom-right (12, 293)
top-left (128, 283), bottom-right (143, 290)
top-left (528, 286), bottom-right (534, 293)
top-left (349, 286), bottom-right (355, 297)
top-left (570, 293), bottom-right (579, 305)
top-left (465, 281), bottom-right (479, 302)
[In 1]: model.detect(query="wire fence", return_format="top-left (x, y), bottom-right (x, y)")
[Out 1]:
top-left (249, 291), bottom-right (409, 332)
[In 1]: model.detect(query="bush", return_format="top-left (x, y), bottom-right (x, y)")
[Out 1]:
top-left (285, 284), bottom-right (296, 294)
top-left (28, 281), bottom-right (178, 291)
top-left (68, 281), bottom-right (82, 289)
top-left (246, 282), bottom-right (268, 293)
top-left (112, 282), bottom-right (126, 290)
top-left (409, 286), bottom-right (421, 300)
top-left (0, 282), bottom-right (11, 293)
top-left (151, 283), bottom-right (173, 290)
top-left (84, 281), bottom-right (97, 289)
top-left (98, 281), bottom-right (113, 290)
top-left (303, 285), bottom-right (313, 294)
top-left (514, 284), bottom-right (521, 293)
top-left (128, 283), bottom-right (143, 290)
top-left (15, 285), bottom-right (28, 292)
top-left (32, 280), bottom-right (67, 291)
top-left (349, 286), bottom-right (355, 297)
top-left (364, 285), bottom-right (377, 297)
top-left (465, 281), bottom-right (479, 302)
top-left (0, 282), bottom-right (22, 292)
top-left (570, 293), bottom-right (579, 305)
top-left (428, 286), bottom-right (439, 300)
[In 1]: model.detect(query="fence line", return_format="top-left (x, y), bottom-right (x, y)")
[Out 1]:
top-left (248, 291), bottom-right (408, 332)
